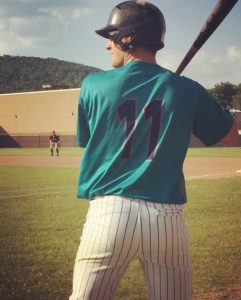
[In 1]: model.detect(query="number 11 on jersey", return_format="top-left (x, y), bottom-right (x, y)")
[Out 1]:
top-left (117, 99), bottom-right (163, 160)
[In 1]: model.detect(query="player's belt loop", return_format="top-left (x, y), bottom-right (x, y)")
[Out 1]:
top-left (155, 204), bottom-right (182, 216)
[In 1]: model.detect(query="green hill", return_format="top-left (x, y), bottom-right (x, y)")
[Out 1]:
top-left (0, 55), bottom-right (101, 94)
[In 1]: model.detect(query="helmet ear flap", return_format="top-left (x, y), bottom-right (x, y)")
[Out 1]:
top-left (116, 41), bottom-right (134, 52)
top-left (113, 33), bottom-right (138, 52)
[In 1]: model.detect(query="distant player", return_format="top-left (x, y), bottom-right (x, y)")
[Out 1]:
top-left (49, 130), bottom-right (60, 156)
top-left (69, 1), bottom-right (239, 300)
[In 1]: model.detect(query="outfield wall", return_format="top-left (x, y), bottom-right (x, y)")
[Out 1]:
top-left (0, 89), bottom-right (80, 147)
top-left (0, 134), bottom-right (76, 148)
top-left (0, 89), bottom-right (80, 134)
top-left (0, 89), bottom-right (240, 147)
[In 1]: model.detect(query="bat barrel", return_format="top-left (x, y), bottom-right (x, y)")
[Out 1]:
top-left (175, 0), bottom-right (239, 75)
top-left (194, 0), bottom-right (239, 50)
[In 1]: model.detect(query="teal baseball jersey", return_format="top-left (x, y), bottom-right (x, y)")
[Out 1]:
top-left (76, 61), bottom-right (233, 203)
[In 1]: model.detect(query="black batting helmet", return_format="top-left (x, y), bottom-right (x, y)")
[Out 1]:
top-left (95, 0), bottom-right (166, 52)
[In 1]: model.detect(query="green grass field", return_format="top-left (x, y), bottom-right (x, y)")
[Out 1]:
top-left (186, 147), bottom-right (241, 158)
top-left (0, 147), bottom-right (84, 157)
top-left (0, 148), bottom-right (241, 299)
top-left (0, 146), bottom-right (241, 158)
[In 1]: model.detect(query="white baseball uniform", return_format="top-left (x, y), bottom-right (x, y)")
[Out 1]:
top-left (70, 55), bottom-right (233, 299)
top-left (69, 196), bottom-right (192, 300)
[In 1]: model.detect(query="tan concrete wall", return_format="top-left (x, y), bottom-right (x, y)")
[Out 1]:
top-left (0, 88), bottom-right (80, 135)
top-left (0, 89), bottom-right (240, 147)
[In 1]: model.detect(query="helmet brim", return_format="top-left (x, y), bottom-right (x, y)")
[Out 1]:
top-left (95, 25), bottom-right (118, 38)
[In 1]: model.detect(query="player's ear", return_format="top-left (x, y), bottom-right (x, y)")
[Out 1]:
top-left (121, 35), bottom-right (133, 44)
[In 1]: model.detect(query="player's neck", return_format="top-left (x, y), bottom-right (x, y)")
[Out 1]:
top-left (124, 48), bottom-right (157, 65)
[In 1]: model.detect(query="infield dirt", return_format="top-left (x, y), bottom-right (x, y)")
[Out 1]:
top-left (0, 155), bottom-right (241, 179)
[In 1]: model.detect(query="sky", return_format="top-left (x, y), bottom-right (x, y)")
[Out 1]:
top-left (0, 0), bottom-right (240, 88)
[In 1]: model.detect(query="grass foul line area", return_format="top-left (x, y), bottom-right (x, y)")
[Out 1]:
top-left (0, 148), bottom-right (241, 299)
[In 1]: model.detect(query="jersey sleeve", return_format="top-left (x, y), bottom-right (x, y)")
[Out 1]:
top-left (192, 85), bottom-right (233, 146)
top-left (76, 83), bottom-right (90, 148)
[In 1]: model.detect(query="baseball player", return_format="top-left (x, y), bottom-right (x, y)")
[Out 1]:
top-left (49, 130), bottom-right (60, 156)
top-left (69, 1), bottom-right (239, 300)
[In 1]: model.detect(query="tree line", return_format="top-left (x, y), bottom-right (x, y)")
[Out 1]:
top-left (209, 82), bottom-right (241, 111)
top-left (0, 55), bottom-right (100, 94)
top-left (0, 55), bottom-right (240, 111)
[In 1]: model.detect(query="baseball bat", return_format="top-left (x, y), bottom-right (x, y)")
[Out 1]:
top-left (175, 0), bottom-right (239, 75)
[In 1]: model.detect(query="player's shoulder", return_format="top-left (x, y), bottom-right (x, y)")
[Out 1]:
top-left (81, 69), bottom-right (122, 94)
top-left (161, 67), bottom-right (199, 87)
top-left (165, 68), bottom-right (208, 94)
top-left (82, 69), bottom-right (118, 84)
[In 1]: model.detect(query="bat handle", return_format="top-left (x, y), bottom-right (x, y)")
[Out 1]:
top-left (175, 46), bottom-right (198, 75)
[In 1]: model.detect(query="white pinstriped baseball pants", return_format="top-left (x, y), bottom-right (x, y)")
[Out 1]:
top-left (69, 196), bottom-right (192, 300)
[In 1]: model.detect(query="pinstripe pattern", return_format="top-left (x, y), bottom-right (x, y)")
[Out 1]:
top-left (69, 196), bottom-right (192, 300)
